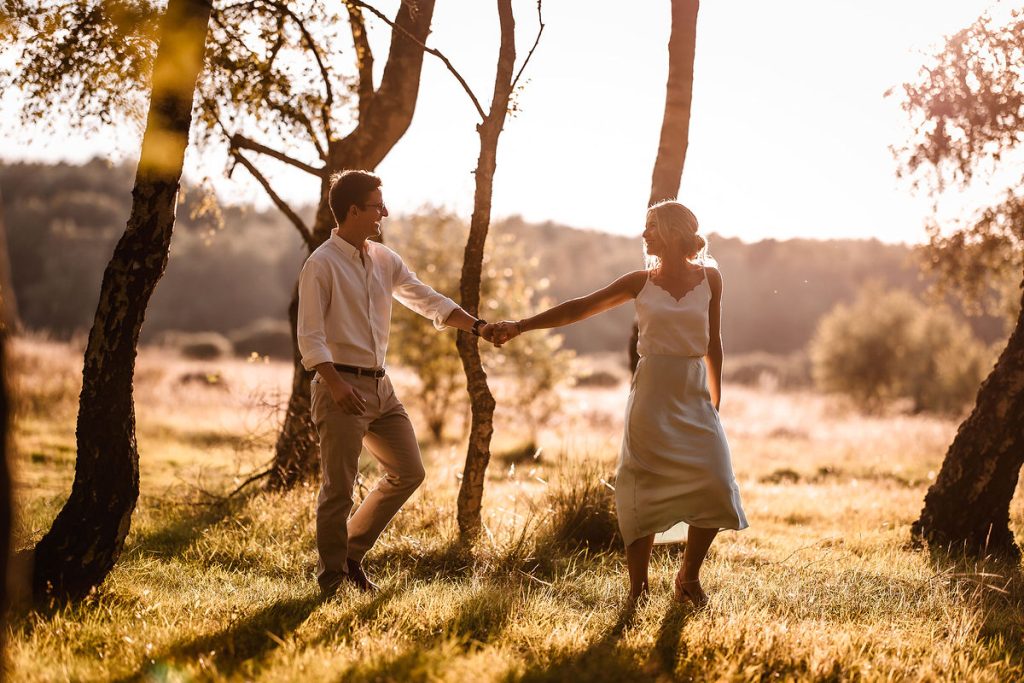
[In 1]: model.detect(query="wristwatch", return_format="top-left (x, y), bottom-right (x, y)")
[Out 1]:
top-left (471, 318), bottom-right (487, 336)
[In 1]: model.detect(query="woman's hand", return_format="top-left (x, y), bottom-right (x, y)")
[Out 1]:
top-left (484, 320), bottom-right (522, 345)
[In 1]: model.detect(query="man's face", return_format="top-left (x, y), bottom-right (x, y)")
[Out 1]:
top-left (352, 188), bottom-right (389, 239)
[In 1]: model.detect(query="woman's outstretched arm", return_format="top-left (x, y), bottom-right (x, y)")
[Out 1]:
top-left (704, 267), bottom-right (724, 410)
top-left (518, 270), bottom-right (647, 333)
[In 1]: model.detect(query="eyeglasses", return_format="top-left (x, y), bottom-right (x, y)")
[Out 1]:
top-left (362, 202), bottom-right (387, 214)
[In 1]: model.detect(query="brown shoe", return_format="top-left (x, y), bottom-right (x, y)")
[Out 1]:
top-left (345, 559), bottom-right (380, 593)
top-left (318, 572), bottom-right (345, 599)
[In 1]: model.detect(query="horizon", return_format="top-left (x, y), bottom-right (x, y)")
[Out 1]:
top-left (0, 154), bottom-right (929, 248)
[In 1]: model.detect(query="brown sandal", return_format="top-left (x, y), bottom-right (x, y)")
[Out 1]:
top-left (674, 574), bottom-right (709, 608)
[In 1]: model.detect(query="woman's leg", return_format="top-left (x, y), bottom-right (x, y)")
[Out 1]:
top-left (625, 534), bottom-right (655, 599)
top-left (676, 525), bottom-right (718, 605)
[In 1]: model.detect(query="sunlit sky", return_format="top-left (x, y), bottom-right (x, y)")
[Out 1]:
top-left (0, 0), bottom-right (1012, 244)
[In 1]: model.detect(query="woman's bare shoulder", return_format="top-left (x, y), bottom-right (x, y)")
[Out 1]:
top-left (618, 269), bottom-right (649, 297)
top-left (704, 265), bottom-right (723, 293)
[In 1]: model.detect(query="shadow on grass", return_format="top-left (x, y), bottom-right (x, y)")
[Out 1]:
top-left (116, 594), bottom-right (321, 682)
top-left (509, 602), bottom-right (652, 682)
top-left (652, 601), bottom-right (687, 675)
top-left (306, 584), bottom-right (402, 648)
top-left (373, 537), bottom-right (475, 581)
top-left (331, 582), bottom-right (519, 682)
top-left (921, 547), bottom-right (1024, 667)
top-left (125, 489), bottom-right (259, 560)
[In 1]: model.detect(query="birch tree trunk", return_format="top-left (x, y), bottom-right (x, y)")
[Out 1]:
top-left (911, 272), bottom-right (1024, 559)
top-left (455, 0), bottom-right (517, 541)
top-left (31, 0), bottom-right (213, 601)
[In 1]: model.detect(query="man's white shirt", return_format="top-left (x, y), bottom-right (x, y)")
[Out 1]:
top-left (297, 229), bottom-right (459, 370)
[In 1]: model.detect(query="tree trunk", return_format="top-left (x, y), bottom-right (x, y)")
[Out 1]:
top-left (630, 0), bottom-right (700, 371)
top-left (0, 189), bottom-right (20, 332)
top-left (0, 330), bottom-right (10, 662)
top-left (455, 0), bottom-right (516, 542)
top-left (267, 0), bottom-right (438, 489)
top-left (911, 271), bottom-right (1024, 559)
top-left (31, 0), bottom-right (212, 601)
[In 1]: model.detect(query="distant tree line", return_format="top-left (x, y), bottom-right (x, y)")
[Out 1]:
top-left (0, 159), bottom-right (1005, 356)
top-left (0, 159), bottom-right (306, 344)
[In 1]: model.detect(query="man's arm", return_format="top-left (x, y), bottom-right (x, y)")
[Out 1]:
top-left (390, 252), bottom-right (460, 330)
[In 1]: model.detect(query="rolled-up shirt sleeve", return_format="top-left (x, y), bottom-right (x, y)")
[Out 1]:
top-left (391, 253), bottom-right (459, 330)
top-left (297, 258), bottom-right (334, 370)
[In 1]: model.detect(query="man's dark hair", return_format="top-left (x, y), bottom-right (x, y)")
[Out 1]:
top-left (328, 170), bottom-right (382, 224)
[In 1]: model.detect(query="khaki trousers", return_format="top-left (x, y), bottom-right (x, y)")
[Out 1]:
top-left (310, 373), bottom-right (425, 590)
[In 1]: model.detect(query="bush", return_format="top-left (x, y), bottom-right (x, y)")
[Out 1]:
top-left (724, 351), bottom-right (811, 390)
top-left (157, 331), bottom-right (234, 360)
top-left (810, 285), bottom-right (991, 413)
top-left (229, 318), bottom-right (293, 359)
top-left (538, 465), bottom-right (620, 553)
top-left (387, 209), bottom-right (574, 443)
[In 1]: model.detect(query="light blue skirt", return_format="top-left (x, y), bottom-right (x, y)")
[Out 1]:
top-left (616, 354), bottom-right (748, 546)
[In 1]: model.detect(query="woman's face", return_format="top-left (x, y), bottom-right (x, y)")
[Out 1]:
top-left (642, 212), bottom-right (663, 256)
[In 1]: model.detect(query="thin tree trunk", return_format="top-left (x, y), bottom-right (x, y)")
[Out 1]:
top-left (649, 0), bottom-right (698, 205)
top-left (911, 270), bottom-right (1024, 559)
top-left (267, 0), bottom-right (438, 489)
top-left (630, 0), bottom-right (700, 371)
top-left (0, 330), bottom-right (10, 661)
top-left (31, 0), bottom-right (212, 600)
top-left (455, 0), bottom-right (516, 542)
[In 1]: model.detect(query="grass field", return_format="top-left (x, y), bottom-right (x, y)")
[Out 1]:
top-left (5, 337), bottom-right (1023, 682)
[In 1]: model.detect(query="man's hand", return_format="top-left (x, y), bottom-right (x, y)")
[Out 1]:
top-left (327, 377), bottom-right (366, 415)
top-left (483, 320), bottom-right (522, 346)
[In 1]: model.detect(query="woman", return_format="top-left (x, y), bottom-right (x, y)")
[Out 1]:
top-left (490, 201), bottom-right (747, 606)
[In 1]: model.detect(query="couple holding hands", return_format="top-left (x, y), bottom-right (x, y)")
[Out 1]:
top-left (297, 170), bottom-right (747, 606)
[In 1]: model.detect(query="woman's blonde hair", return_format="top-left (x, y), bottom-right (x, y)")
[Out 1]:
top-left (644, 200), bottom-right (712, 270)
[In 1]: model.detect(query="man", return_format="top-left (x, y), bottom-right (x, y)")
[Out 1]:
top-left (297, 169), bottom-right (498, 597)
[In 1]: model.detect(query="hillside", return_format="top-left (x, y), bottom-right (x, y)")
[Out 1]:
top-left (0, 159), bottom-right (1004, 355)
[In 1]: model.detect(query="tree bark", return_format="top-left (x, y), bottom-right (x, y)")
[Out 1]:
top-left (0, 189), bottom-right (20, 332)
top-left (31, 0), bottom-right (212, 601)
top-left (0, 328), bottom-right (10, 663)
top-left (268, 0), bottom-right (437, 489)
top-left (911, 271), bottom-right (1024, 559)
top-left (630, 0), bottom-right (699, 372)
top-left (455, 0), bottom-right (517, 542)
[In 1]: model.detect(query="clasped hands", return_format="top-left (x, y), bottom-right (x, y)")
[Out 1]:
top-left (479, 320), bottom-right (523, 347)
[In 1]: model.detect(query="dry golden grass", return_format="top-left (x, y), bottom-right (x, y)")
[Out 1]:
top-left (4, 336), bottom-right (1023, 682)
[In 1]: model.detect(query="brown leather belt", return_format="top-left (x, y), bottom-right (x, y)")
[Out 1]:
top-left (333, 363), bottom-right (386, 378)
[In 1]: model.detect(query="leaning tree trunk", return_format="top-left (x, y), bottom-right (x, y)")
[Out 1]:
top-left (455, 0), bottom-right (516, 542)
top-left (31, 0), bottom-right (212, 601)
top-left (268, 0), bottom-right (438, 490)
top-left (911, 273), bottom-right (1024, 559)
top-left (630, 0), bottom-right (699, 371)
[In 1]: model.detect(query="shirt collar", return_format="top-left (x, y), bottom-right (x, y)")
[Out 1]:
top-left (330, 228), bottom-right (367, 261)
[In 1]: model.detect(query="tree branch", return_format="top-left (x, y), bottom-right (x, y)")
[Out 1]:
top-left (510, 0), bottom-right (545, 93)
top-left (230, 150), bottom-right (316, 250)
top-left (348, 0), bottom-right (486, 121)
top-left (265, 0), bottom-right (335, 137)
top-left (229, 133), bottom-right (325, 177)
top-left (294, 108), bottom-right (328, 160)
top-left (344, 0), bottom-right (375, 122)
